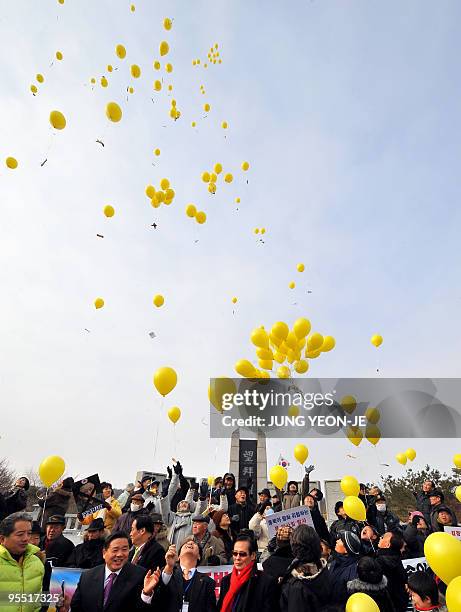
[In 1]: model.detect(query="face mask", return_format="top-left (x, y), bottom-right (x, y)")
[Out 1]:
top-left (131, 503), bottom-right (142, 512)
top-left (376, 504), bottom-right (386, 512)
top-left (265, 508), bottom-right (274, 517)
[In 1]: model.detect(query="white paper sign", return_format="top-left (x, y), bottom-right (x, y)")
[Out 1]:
top-left (444, 525), bottom-right (461, 540)
top-left (265, 505), bottom-right (314, 539)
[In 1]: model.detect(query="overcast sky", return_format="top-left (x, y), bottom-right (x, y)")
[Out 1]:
top-left (1, 0), bottom-right (460, 490)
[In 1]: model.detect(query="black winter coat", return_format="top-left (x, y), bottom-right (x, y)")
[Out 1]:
top-left (153, 566), bottom-right (217, 612)
top-left (44, 534), bottom-right (75, 566)
top-left (4, 487), bottom-right (28, 515)
top-left (66, 539), bottom-right (104, 569)
top-left (370, 510), bottom-right (401, 536)
top-left (262, 545), bottom-right (294, 581)
top-left (376, 548), bottom-right (408, 612)
top-left (0, 491), bottom-right (8, 521)
top-left (280, 561), bottom-right (331, 611)
top-left (413, 490), bottom-right (432, 523)
top-left (347, 576), bottom-right (396, 612)
top-left (328, 554), bottom-right (358, 605)
top-left (217, 564), bottom-right (279, 612)
top-left (38, 488), bottom-right (72, 525)
top-left (403, 523), bottom-right (429, 558)
top-left (310, 506), bottom-right (330, 544)
top-left (128, 536), bottom-right (166, 571)
top-left (228, 501), bottom-right (256, 533)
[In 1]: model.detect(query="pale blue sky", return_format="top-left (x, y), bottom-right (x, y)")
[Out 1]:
top-left (0, 0), bottom-right (460, 488)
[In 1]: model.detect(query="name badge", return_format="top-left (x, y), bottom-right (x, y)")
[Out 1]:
top-left (182, 603), bottom-right (189, 612)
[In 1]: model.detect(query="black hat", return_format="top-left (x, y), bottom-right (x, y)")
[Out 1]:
top-left (236, 485), bottom-right (249, 495)
top-left (31, 521), bottom-right (43, 535)
top-left (141, 475), bottom-right (153, 484)
top-left (375, 494), bottom-right (386, 503)
top-left (258, 488), bottom-right (271, 497)
top-left (151, 513), bottom-right (164, 524)
top-left (429, 488), bottom-right (444, 501)
top-left (340, 531), bottom-right (361, 556)
top-left (334, 501), bottom-right (344, 515)
top-left (87, 518), bottom-right (105, 531)
top-left (46, 515), bottom-right (65, 525)
top-left (192, 515), bottom-right (210, 524)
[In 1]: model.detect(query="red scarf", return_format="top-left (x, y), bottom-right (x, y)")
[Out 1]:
top-left (221, 561), bottom-right (254, 612)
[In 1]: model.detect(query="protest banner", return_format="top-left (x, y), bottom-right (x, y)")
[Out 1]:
top-left (48, 566), bottom-right (84, 611)
top-left (72, 474), bottom-right (103, 517)
top-left (444, 525), bottom-right (461, 540)
top-left (265, 505), bottom-right (314, 539)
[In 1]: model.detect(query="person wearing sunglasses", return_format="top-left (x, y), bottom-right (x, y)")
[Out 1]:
top-left (217, 534), bottom-right (279, 611)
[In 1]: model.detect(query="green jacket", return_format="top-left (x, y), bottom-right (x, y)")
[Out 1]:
top-left (0, 544), bottom-right (45, 612)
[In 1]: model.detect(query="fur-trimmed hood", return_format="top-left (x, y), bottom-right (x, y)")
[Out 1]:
top-left (347, 576), bottom-right (388, 594)
top-left (291, 557), bottom-right (327, 581)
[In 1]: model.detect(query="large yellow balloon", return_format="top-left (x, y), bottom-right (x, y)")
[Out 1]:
top-left (258, 359), bottom-right (273, 370)
top-left (341, 476), bottom-right (360, 497)
top-left (294, 360), bottom-right (309, 374)
top-left (454, 454), bottom-right (461, 469)
top-left (365, 407), bottom-right (380, 424)
top-left (424, 532), bottom-right (461, 585)
top-left (49, 110), bottom-right (66, 130)
top-left (168, 406), bottom-right (181, 424)
top-left (251, 328), bottom-right (269, 349)
top-left (396, 453), bottom-right (407, 466)
top-left (343, 496), bottom-right (366, 521)
top-left (371, 334), bottom-right (383, 347)
top-left (321, 336), bottom-right (336, 352)
top-left (208, 378), bottom-right (236, 413)
top-left (294, 444), bottom-right (308, 464)
top-left (105, 102), bottom-right (122, 122)
top-left (455, 485), bottom-right (461, 503)
top-left (272, 321), bottom-right (289, 341)
top-left (447, 576), bottom-right (461, 612)
top-left (345, 593), bottom-right (379, 612)
top-left (277, 366), bottom-right (291, 379)
top-left (365, 424), bottom-right (381, 446)
top-left (39, 456), bottom-right (65, 488)
top-left (269, 465), bottom-right (288, 490)
top-left (293, 318), bottom-right (311, 339)
top-left (235, 359), bottom-right (257, 378)
top-left (153, 366), bottom-right (177, 396)
top-left (94, 297), bottom-right (104, 309)
top-left (307, 333), bottom-right (324, 351)
top-left (405, 448), bottom-right (416, 461)
top-left (347, 426), bottom-right (363, 447)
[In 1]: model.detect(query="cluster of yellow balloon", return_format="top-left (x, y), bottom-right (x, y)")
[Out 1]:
top-left (200, 163), bottom-right (234, 196)
top-left (145, 178), bottom-right (176, 208)
top-left (342, 397), bottom-right (381, 447)
top-left (153, 366), bottom-right (177, 397)
top-left (169, 99), bottom-right (181, 121)
top-left (184, 203), bottom-right (206, 224)
top-left (254, 228), bottom-right (266, 235)
top-left (193, 43), bottom-right (222, 68)
top-left (269, 465), bottom-right (288, 490)
top-left (396, 448), bottom-right (416, 465)
top-left (340, 476), bottom-right (366, 521)
top-left (39, 455), bottom-right (66, 488)
top-left (234, 318), bottom-right (336, 380)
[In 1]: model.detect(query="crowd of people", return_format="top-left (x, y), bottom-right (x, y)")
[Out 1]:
top-left (0, 461), bottom-right (458, 611)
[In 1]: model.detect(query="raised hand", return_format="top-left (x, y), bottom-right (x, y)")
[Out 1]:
top-left (305, 464), bottom-right (315, 474)
top-left (165, 544), bottom-right (178, 569)
top-left (143, 567), bottom-right (161, 596)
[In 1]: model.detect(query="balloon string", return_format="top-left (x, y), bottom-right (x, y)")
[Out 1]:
top-left (173, 423), bottom-right (177, 456)
top-left (153, 398), bottom-right (164, 465)
top-left (40, 487), bottom-right (49, 528)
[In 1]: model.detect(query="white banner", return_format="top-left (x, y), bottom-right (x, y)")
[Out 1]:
top-left (266, 505), bottom-right (314, 539)
top-left (402, 556), bottom-right (429, 574)
top-left (444, 525), bottom-right (461, 540)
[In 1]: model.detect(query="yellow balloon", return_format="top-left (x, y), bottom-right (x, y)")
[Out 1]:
top-left (345, 592), bottom-right (379, 612)
top-left (115, 44), bottom-right (126, 59)
top-left (30, 84), bottom-right (38, 94)
top-left (208, 378), bottom-right (237, 413)
top-left (455, 485), bottom-right (461, 503)
top-left (365, 407), bottom-right (380, 424)
top-left (424, 532), bottom-right (461, 585)
top-left (100, 76), bottom-right (108, 88)
top-left (293, 318), bottom-right (311, 339)
top-left (371, 334), bottom-right (383, 347)
top-left (447, 576), bottom-right (461, 612)
top-left (232, 297), bottom-right (237, 304)
top-left (224, 173), bottom-right (233, 183)
top-left (56, 51), bottom-right (63, 60)
top-left (186, 204), bottom-right (197, 217)
top-left (343, 496), bottom-right (366, 521)
top-left (105, 102), bottom-right (122, 122)
top-left (39, 455), bottom-right (66, 488)
top-left (269, 465), bottom-right (288, 490)
top-left (168, 406), bottom-right (181, 424)
top-left (321, 336), bottom-right (336, 352)
top-left (208, 182), bottom-right (216, 194)
top-left (273, 352), bottom-right (285, 364)
top-left (36, 73), bottom-right (44, 83)
top-left (297, 263), bottom-right (305, 272)
top-left (207, 476), bottom-right (214, 486)
top-left (341, 476), bottom-right (360, 497)
top-left (107, 65), bottom-right (113, 72)
top-left (222, 121), bottom-right (228, 129)
top-left (130, 3), bottom-right (135, 11)
top-left (235, 359), bottom-right (257, 378)
top-left (285, 332), bottom-right (298, 350)
top-left (269, 333), bottom-right (282, 348)
top-left (130, 64), bottom-right (141, 78)
top-left (251, 328), bottom-right (269, 349)
top-left (347, 426), bottom-right (363, 447)
top-left (272, 321), bottom-right (289, 341)
top-left (6, 157), bottom-right (18, 169)
top-left (94, 297), bottom-right (104, 309)
top-left (305, 349), bottom-right (321, 359)
top-left (165, 63), bottom-right (173, 73)
top-left (454, 454), bottom-right (461, 469)
top-left (365, 424), bottom-right (381, 446)
top-left (396, 453), bottom-right (407, 465)
top-left (154, 148), bottom-right (161, 156)
top-left (258, 359), bottom-right (273, 370)
top-left (159, 41), bottom-right (169, 56)
top-left (307, 333), bottom-right (324, 351)
top-left (153, 60), bottom-right (161, 70)
top-left (405, 448), bottom-right (416, 461)
top-left (154, 80), bottom-right (162, 91)
top-left (153, 294), bottom-right (164, 308)
top-left (203, 103), bottom-right (211, 112)
top-left (294, 444), bottom-right (308, 464)
top-left (195, 211), bottom-right (207, 224)
top-left (294, 360), bottom-right (309, 374)
top-left (153, 366), bottom-right (177, 396)
top-left (49, 110), bottom-right (66, 130)
top-left (288, 405), bottom-right (300, 418)
top-left (103, 205), bottom-right (115, 218)
top-left (241, 161), bottom-right (250, 171)
top-left (159, 178), bottom-right (169, 191)
top-left (277, 366), bottom-right (291, 379)
top-left (163, 17), bottom-right (172, 30)
top-left (256, 348), bottom-right (273, 360)
top-left (341, 395), bottom-right (357, 414)
top-left (288, 281), bottom-right (295, 289)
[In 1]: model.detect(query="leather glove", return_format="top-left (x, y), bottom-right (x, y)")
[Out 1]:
top-left (304, 464), bottom-right (315, 474)
top-left (161, 479), bottom-right (170, 498)
top-left (167, 466), bottom-right (172, 479)
top-left (199, 482), bottom-right (209, 499)
top-left (173, 461), bottom-right (183, 475)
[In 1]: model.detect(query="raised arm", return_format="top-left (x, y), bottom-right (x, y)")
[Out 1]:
top-left (301, 465), bottom-right (315, 499)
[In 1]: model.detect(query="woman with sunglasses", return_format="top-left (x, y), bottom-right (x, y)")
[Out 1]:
top-left (217, 534), bottom-right (279, 611)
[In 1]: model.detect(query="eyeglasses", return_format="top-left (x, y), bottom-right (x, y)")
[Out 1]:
top-left (232, 551), bottom-right (248, 558)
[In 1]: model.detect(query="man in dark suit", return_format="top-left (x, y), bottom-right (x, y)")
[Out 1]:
top-left (43, 515), bottom-right (74, 566)
top-left (129, 514), bottom-right (165, 571)
top-left (70, 531), bottom-right (159, 611)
